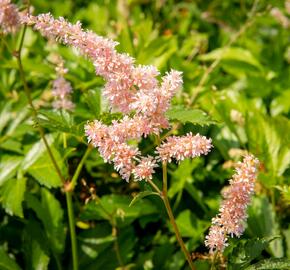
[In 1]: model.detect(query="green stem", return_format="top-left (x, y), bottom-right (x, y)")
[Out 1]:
top-left (147, 179), bottom-right (162, 195)
top-left (15, 26), bottom-right (65, 184)
top-left (71, 146), bottom-right (92, 189)
top-left (112, 225), bottom-right (125, 269)
top-left (66, 192), bottom-right (78, 270)
top-left (162, 163), bottom-right (195, 270)
top-left (210, 251), bottom-right (218, 270)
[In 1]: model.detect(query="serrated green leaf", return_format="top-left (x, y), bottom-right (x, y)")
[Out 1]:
top-left (27, 148), bottom-right (64, 188)
top-left (0, 178), bottom-right (27, 218)
top-left (166, 106), bottom-right (217, 126)
top-left (21, 135), bottom-right (55, 171)
top-left (23, 220), bottom-right (50, 270)
top-left (36, 109), bottom-right (82, 136)
top-left (0, 247), bottom-right (21, 270)
top-left (245, 258), bottom-right (290, 270)
top-left (228, 236), bottom-right (279, 269)
top-left (0, 156), bottom-right (22, 186)
top-left (25, 189), bottom-right (65, 254)
top-left (22, 136), bottom-right (66, 188)
top-left (129, 191), bottom-right (160, 207)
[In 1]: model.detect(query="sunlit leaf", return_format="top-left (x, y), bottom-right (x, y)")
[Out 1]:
top-left (0, 178), bottom-right (27, 218)
top-left (166, 105), bottom-right (217, 126)
top-left (0, 247), bottom-right (21, 270)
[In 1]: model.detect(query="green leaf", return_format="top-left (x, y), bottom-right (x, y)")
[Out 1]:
top-left (36, 110), bottom-right (83, 136)
top-left (25, 189), bottom-right (65, 254)
top-left (199, 47), bottom-right (262, 71)
top-left (21, 135), bottom-right (55, 171)
top-left (168, 159), bottom-right (196, 198)
top-left (228, 236), bottom-right (279, 269)
top-left (129, 191), bottom-right (160, 207)
top-left (0, 156), bottom-right (22, 186)
top-left (0, 247), bottom-right (21, 270)
top-left (166, 105), bottom-right (217, 126)
top-left (0, 178), bottom-right (27, 218)
top-left (26, 147), bottom-right (64, 188)
top-left (83, 89), bottom-right (101, 118)
top-left (247, 196), bottom-right (284, 257)
top-left (271, 89), bottom-right (290, 116)
top-left (175, 210), bottom-right (207, 241)
top-left (22, 136), bottom-right (65, 188)
top-left (245, 258), bottom-right (290, 270)
top-left (23, 220), bottom-right (50, 270)
top-left (81, 195), bottom-right (158, 226)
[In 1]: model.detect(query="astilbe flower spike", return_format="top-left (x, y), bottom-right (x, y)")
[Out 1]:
top-left (204, 154), bottom-right (259, 253)
top-left (22, 13), bottom-right (212, 182)
top-left (51, 57), bottom-right (75, 111)
top-left (0, 0), bottom-right (20, 34)
top-left (156, 133), bottom-right (213, 163)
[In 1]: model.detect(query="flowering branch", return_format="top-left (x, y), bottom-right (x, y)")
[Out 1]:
top-left (20, 12), bottom-right (214, 269)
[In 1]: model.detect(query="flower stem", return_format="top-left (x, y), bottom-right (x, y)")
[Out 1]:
top-left (210, 251), bottom-right (218, 270)
top-left (70, 146), bottom-right (92, 189)
top-left (65, 192), bottom-right (78, 270)
top-left (162, 162), bottom-right (195, 270)
top-left (15, 25), bottom-right (65, 184)
top-left (147, 179), bottom-right (162, 195)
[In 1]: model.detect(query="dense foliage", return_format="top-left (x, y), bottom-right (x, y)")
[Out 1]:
top-left (0, 0), bottom-right (289, 269)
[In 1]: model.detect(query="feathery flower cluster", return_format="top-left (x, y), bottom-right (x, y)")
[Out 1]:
top-left (51, 58), bottom-right (74, 111)
top-left (0, 0), bottom-right (20, 34)
top-left (204, 154), bottom-right (259, 253)
top-left (156, 133), bottom-right (212, 162)
top-left (22, 13), bottom-right (212, 181)
top-left (20, 13), bottom-right (182, 118)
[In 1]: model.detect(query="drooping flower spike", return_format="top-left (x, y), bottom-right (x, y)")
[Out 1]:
top-left (22, 13), bottom-right (212, 182)
top-left (205, 154), bottom-right (259, 253)
top-left (156, 133), bottom-right (212, 163)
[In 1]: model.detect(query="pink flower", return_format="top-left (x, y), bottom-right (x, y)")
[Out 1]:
top-left (205, 225), bottom-right (228, 253)
top-left (52, 77), bottom-right (72, 99)
top-left (0, 0), bottom-right (20, 34)
top-left (133, 156), bottom-right (158, 181)
top-left (52, 99), bottom-right (75, 111)
top-left (156, 132), bottom-right (212, 163)
top-left (51, 58), bottom-right (74, 111)
top-left (205, 154), bottom-right (259, 253)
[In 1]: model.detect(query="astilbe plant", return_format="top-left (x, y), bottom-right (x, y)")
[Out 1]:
top-left (0, 0), bottom-right (20, 34)
top-left (5, 7), bottom-right (261, 270)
